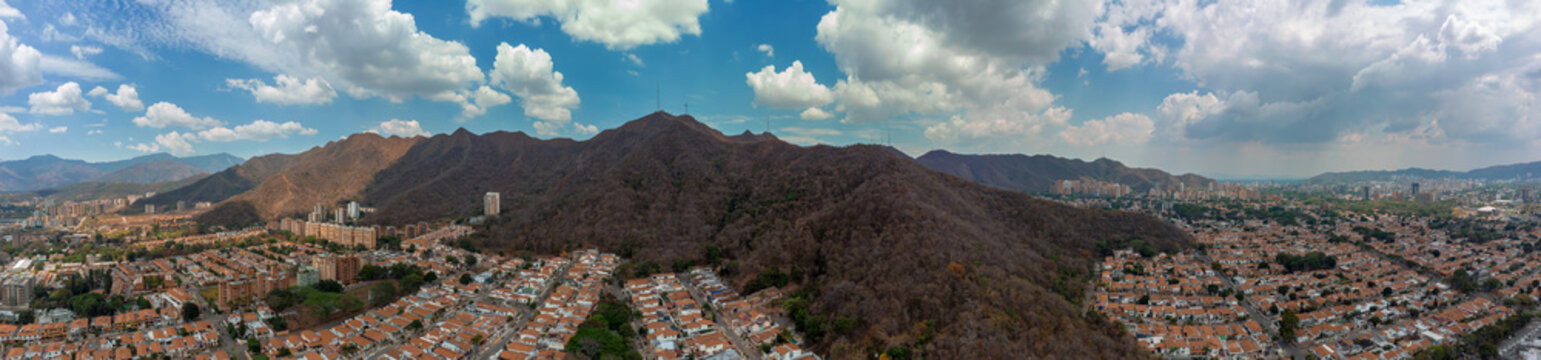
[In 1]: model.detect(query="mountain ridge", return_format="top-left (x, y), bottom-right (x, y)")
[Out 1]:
top-left (1304, 160), bottom-right (1541, 185)
top-left (347, 112), bottom-right (1189, 358)
top-left (0, 153), bottom-right (243, 191)
top-left (914, 149), bottom-right (1216, 194)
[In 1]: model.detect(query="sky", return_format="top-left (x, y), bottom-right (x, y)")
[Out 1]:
top-left (0, 0), bottom-right (1538, 179)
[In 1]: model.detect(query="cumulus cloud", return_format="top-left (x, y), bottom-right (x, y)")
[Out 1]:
top-left (146, 0), bottom-right (483, 103)
top-left (70, 45), bottom-right (103, 60)
top-left (368, 119), bottom-right (430, 137)
top-left (800, 107), bottom-right (833, 121)
top-left (756, 44), bottom-right (773, 57)
top-left (746, 61), bottom-right (834, 110)
top-left (490, 43), bottom-right (582, 135)
top-left (808, 0), bottom-right (1075, 149)
top-left (28, 82), bottom-right (92, 115)
top-left (0, 1), bottom-right (22, 19)
top-left (133, 102), bottom-right (221, 130)
top-left (0, 21), bottom-right (43, 96)
top-left (88, 84), bottom-right (145, 111)
top-left (1059, 113), bottom-right (1154, 146)
top-left (0, 113), bottom-right (41, 134)
top-left (197, 120), bottom-right (316, 142)
top-left (1093, 0), bottom-right (1541, 146)
top-left (48, 126), bottom-right (66, 133)
top-left (136, 131), bottom-right (197, 155)
top-left (226, 75), bottom-right (338, 105)
top-left (467, 0), bottom-right (710, 50)
top-left (431, 85), bottom-right (512, 119)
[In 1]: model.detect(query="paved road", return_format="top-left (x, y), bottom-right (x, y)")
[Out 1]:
top-left (1192, 251), bottom-right (1299, 358)
top-left (1501, 316), bottom-right (1541, 359)
top-left (679, 272), bottom-right (761, 360)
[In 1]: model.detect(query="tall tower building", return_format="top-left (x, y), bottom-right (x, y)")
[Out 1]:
top-left (485, 192), bottom-right (501, 216)
top-left (347, 201), bottom-right (360, 220)
top-left (310, 204), bottom-right (324, 223)
top-left (1410, 182), bottom-right (1420, 197)
top-left (1363, 186), bottom-right (1372, 201)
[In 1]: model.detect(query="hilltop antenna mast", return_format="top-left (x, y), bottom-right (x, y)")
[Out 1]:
top-left (655, 84), bottom-right (661, 111)
top-left (684, 103), bottom-right (688, 114)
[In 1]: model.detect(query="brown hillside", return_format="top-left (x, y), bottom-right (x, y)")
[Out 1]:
top-left (202, 133), bottom-right (421, 224)
top-left (364, 112), bottom-right (1188, 358)
top-left (131, 153), bottom-right (299, 214)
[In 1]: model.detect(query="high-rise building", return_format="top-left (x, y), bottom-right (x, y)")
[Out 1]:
top-left (334, 208), bottom-right (346, 224)
top-left (1363, 186), bottom-right (1372, 201)
top-left (3, 273), bottom-right (34, 307)
top-left (485, 192), bottom-right (501, 216)
top-left (314, 255), bottom-right (362, 285)
top-left (144, 204), bottom-right (155, 214)
top-left (309, 204), bottom-right (324, 223)
top-left (1411, 182), bottom-right (1420, 198)
top-left (347, 201), bottom-right (360, 220)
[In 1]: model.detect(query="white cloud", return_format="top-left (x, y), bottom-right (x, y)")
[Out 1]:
top-left (88, 84), bottom-right (145, 111)
top-left (225, 75), bottom-right (337, 106)
top-left (368, 119), bottom-right (430, 137)
top-left (1059, 113), bottom-right (1154, 146)
top-left (149, 0), bottom-right (483, 103)
top-left (467, 0), bottom-right (710, 50)
top-left (0, 113), bottom-right (41, 133)
top-left (133, 131), bottom-right (197, 155)
top-left (0, 1), bottom-right (23, 19)
top-left (37, 54), bottom-right (120, 81)
top-left (624, 53), bottom-right (644, 67)
top-left (756, 44), bottom-right (773, 57)
top-left (431, 85), bottom-right (513, 119)
top-left (28, 82), bottom-right (92, 115)
top-left (48, 126), bottom-right (66, 133)
top-left (799, 107), bottom-right (833, 121)
top-left (0, 21), bottom-right (43, 96)
top-left (197, 120), bottom-right (317, 142)
top-left (133, 102), bottom-right (221, 130)
top-left (573, 122), bottom-right (598, 135)
top-left (87, 129), bottom-right (101, 135)
top-left (745, 61), bottom-right (833, 109)
top-left (812, 1), bottom-right (1073, 149)
top-left (69, 45), bottom-right (103, 60)
top-left (1090, 0), bottom-right (1541, 146)
top-left (491, 42), bottom-right (582, 134)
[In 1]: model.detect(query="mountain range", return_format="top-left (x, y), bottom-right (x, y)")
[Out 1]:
top-left (176, 112), bottom-right (1188, 357)
top-left (0, 153), bottom-right (243, 191)
top-left (915, 150), bottom-right (1216, 194)
top-left (1304, 160), bottom-right (1541, 185)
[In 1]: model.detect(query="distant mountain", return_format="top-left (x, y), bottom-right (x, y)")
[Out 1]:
top-left (195, 133), bottom-right (422, 225)
top-left (0, 174), bottom-right (209, 203)
top-left (90, 160), bottom-right (208, 184)
top-left (172, 153), bottom-right (245, 173)
top-left (0, 153), bottom-right (244, 191)
top-left (347, 112), bottom-right (1190, 358)
top-left (914, 150), bottom-right (1216, 194)
top-left (1304, 160), bottom-right (1541, 185)
top-left (127, 153), bottom-right (300, 213)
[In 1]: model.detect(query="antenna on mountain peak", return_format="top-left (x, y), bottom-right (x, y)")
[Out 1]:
top-left (684, 102), bottom-right (688, 114)
top-left (655, 83), bottom-right (661, 111)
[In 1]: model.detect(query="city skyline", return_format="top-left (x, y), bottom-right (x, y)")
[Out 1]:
top-left (0, 0), bottom-right (1538, 179)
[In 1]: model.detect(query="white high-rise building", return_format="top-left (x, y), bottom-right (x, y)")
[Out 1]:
top-left (485, 192), bottom-right (501, 216)
top-left (347, 201), bottom-right (360, 220)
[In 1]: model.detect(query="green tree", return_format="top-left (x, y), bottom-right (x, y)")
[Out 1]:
top-left (181, 302), bottom-right (200, 322)
top-left (1279, 309), bottom-right (1300, 343)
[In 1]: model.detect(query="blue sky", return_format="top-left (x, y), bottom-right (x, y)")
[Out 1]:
top-left (0, 0), bottom-right (1538, 178)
